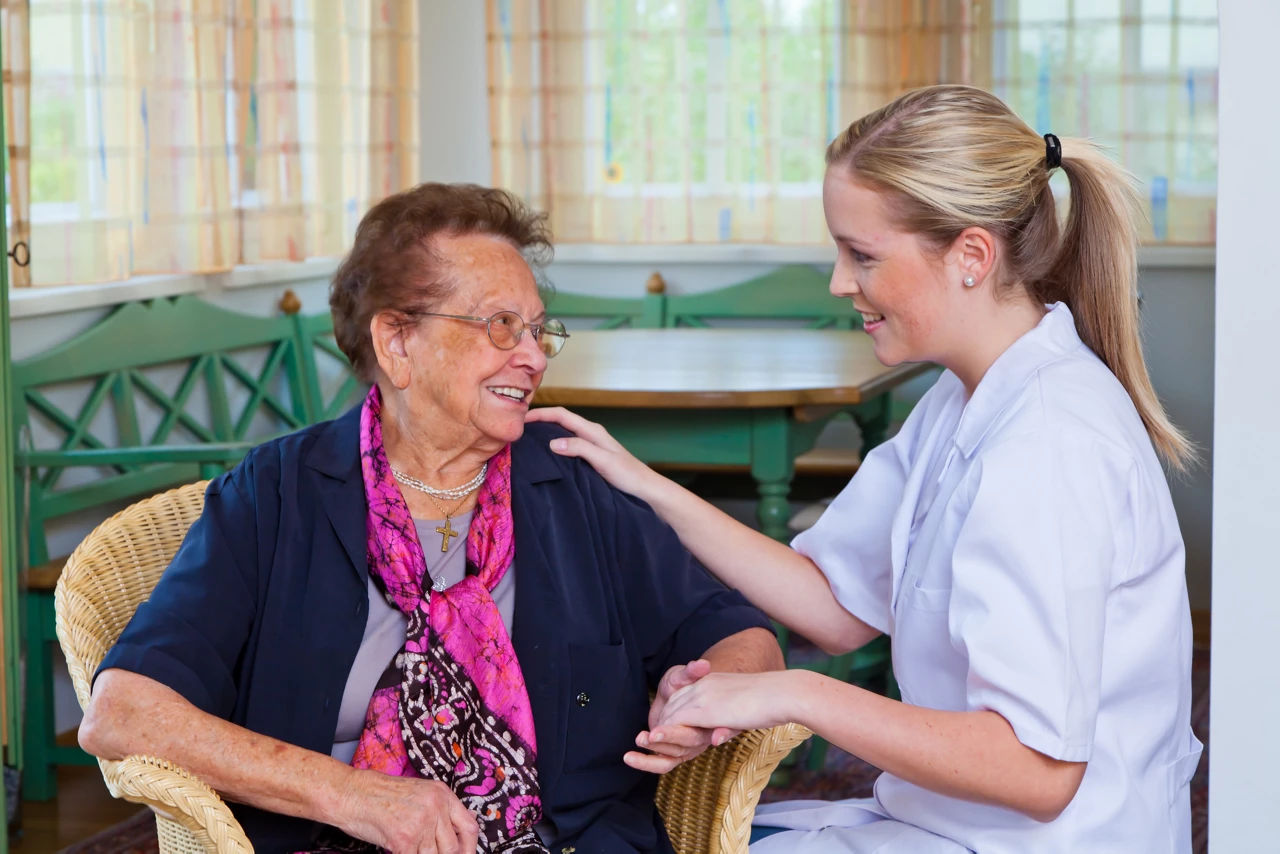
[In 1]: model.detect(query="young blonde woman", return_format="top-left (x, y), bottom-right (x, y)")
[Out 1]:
top-left (528, 85), bottom-right (1201, 853)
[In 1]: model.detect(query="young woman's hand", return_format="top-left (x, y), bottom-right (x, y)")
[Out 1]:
top-left (655, 671), bottom-right (802, 734)
top-left (625, 659), bottom-right (737, 774)
top-left (525, 406), bottom-right (662, 501)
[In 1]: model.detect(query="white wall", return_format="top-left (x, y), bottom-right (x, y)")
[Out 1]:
top-left (1208, 1), bottom-right (1280, 849)
top-left (419, 0), bottom-right (490, 185)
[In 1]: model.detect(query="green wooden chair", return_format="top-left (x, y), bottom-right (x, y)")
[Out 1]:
top-left (10, 296), bottom-right (324, 799)
top-left (546, 273), bottom-right (666, 329)
top-left (662, 264), bottom-right (859, 330)
top-left (290, 310), bottom-right (368, 423)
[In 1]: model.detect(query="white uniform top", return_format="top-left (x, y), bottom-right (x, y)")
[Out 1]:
top-left (785, 303), bottom-right (1201, 853)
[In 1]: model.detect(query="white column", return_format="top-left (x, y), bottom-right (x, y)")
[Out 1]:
top-left (418, 0), bottom-right (491, 184)
top-left (1210, 0), bottom-right (1280, 848)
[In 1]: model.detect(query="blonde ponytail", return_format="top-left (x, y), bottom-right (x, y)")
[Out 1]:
top-left (1048, 142), bottom-right (1196, 470)
top-left (827, 84), bottom-right (1195, 471)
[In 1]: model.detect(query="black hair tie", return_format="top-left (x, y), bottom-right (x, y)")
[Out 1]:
top-left (1044, 133), bottom-right (1062, 170)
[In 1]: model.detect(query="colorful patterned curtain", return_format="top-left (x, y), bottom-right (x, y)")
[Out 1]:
top-left (488, 0), bottom-right (1216, 246)
top-left (988, 1), bottom-right (1217, 244)
top-left (2, 0), bottom-right (419, 288)
top-left (1, 0), bottom-right (30, 286)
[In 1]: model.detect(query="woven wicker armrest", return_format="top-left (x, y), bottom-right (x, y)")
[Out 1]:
top-left (96, 723), bottom-right (808, 854)
top-left (93, 723), bottom-right (809, 854)
top-left (98, 754), bottom-right (253, 853)
top-left (656, 722), bottom-right (812, 854)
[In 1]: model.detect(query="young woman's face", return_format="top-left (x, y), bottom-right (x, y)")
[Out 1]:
top-left (822, 167), bottom-right (956, 367)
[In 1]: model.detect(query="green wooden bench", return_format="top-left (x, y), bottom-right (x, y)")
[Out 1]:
top-left (11, 294), bottom-right (364, 799)
top-left (546, 272), bottom-right (667, 328)
top-left (663, 264), bottom-right (860, 330)
top-left (292, 308), bottom-right (368, 423)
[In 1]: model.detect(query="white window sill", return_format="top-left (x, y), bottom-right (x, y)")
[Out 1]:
top-left (551, 243), bottom-right (1217, 269)
top-left (552, 244), bottom-right (840, 265)
top-left (7, 244), bottom-right (1215, 319)
top-left (1135, 246), bottom-right (1218, 270)
top-left (9, 257), bottom-right (341, 319)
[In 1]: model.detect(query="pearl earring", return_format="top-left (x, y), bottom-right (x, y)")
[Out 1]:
top-left (962, 275), bottom-right (977, 288)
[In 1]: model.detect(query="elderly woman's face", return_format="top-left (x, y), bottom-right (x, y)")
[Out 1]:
top-left (403, 232), bottom-right (548, 450)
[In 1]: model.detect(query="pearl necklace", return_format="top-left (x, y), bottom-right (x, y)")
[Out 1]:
top-left (391, 462), bottom-right (488, 500)
top-left (391, 463), bottom-right (487, 558)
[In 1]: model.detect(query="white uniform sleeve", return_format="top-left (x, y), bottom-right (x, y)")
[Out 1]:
top-left (947, 434), bottom-right (1137, 762)
top-left (791, 420), bottom-right (916, 636)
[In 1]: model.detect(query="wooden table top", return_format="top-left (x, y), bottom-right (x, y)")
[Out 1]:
top-left (535, 328), bottom-right (931, 408)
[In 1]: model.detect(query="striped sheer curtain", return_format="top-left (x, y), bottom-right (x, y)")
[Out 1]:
top-left (2, 0), bottom-right (418, 288)
top-left (488, 0), bottom-right (1216, 246)
top-left (989, 1), bottom-right (1218, 244)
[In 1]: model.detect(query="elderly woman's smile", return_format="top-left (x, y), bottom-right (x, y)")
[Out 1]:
top-left (384, 232), bottom-right (550, 460)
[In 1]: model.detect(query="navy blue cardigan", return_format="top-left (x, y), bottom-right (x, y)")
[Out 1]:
top-left (100, 407), bottom-right (771, 853)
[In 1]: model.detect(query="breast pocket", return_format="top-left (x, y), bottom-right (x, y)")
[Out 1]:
top-left (903, 581), bottom-right (952, 613)
top-left (563, 641), bottom-right (645, 772)
top-left (891, 580), bottom-right (956, 707)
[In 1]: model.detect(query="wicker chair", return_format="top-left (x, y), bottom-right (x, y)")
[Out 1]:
top-left (55, 481), bottom-right (811, 853)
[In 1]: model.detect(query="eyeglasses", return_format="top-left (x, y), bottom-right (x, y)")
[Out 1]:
top-left (411, 309), bottom-right (570, 357)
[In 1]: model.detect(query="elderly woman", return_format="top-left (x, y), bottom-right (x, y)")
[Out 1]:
top-left (79, 183), bottom-right (781, 854)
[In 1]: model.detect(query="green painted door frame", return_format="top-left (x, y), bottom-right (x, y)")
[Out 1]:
top-left (2, 33), bottom-right (23, 850)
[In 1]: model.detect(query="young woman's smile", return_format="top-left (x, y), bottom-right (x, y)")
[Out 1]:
top-left (822, 167), bottom-right (954, 367)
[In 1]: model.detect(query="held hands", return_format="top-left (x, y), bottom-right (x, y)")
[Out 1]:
top-left (625, 659), bottom-right (738, 774)
top-left (525, 407), bottom-right (658, 500)
top-left (655, 670), bottom-right (798, 736)
top-left (337, 770), bottom-right (479, 854)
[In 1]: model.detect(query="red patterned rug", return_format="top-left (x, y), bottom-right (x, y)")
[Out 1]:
top-left (62, 808), bottom-right (156, 854)
top-left (68, 649), bottom-right (1211, 853)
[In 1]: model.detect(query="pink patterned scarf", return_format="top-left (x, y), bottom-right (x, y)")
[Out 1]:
top-left (346, 386), bottom-right (545, 851)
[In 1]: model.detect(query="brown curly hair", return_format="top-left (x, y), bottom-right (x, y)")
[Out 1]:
top-left (330, 183), bottom-right (553, 383)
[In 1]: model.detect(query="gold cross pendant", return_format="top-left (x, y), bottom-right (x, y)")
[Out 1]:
top-left (435, 515), bottom-right (458, 552)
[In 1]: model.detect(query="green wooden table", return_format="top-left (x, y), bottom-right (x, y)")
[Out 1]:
top-left (536, 328), bottom-right (929, 541)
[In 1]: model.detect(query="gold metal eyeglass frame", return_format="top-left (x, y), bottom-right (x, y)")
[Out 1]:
top-left (411, 309), bottom-right (570, 357)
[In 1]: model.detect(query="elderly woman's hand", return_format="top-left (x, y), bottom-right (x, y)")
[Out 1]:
top-left (526, 407), bottom-right (664, 503)
top-left (623, 659), bottom-right (738, 775)
top-left (337, 770), bottom-right (479, 854)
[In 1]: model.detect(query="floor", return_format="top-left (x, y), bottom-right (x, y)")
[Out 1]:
top-left (10, 763), bottom-right (141, 853)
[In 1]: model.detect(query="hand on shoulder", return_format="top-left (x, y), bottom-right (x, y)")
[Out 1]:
top-left (525, 406), bottom-right (662, 501)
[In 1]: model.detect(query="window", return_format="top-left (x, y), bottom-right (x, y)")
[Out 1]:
top-left (488, 0), bottom-right (1217, 245)
top-left (990, 0), bottom-right (1217, 243)
top-left (5, 0), bottom-right (420, 288)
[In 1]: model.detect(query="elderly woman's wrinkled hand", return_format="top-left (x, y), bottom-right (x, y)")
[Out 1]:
top-left (337, 770), bottom-right (479, 854)
top-left (623, 659), bottom-right (737, 775)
